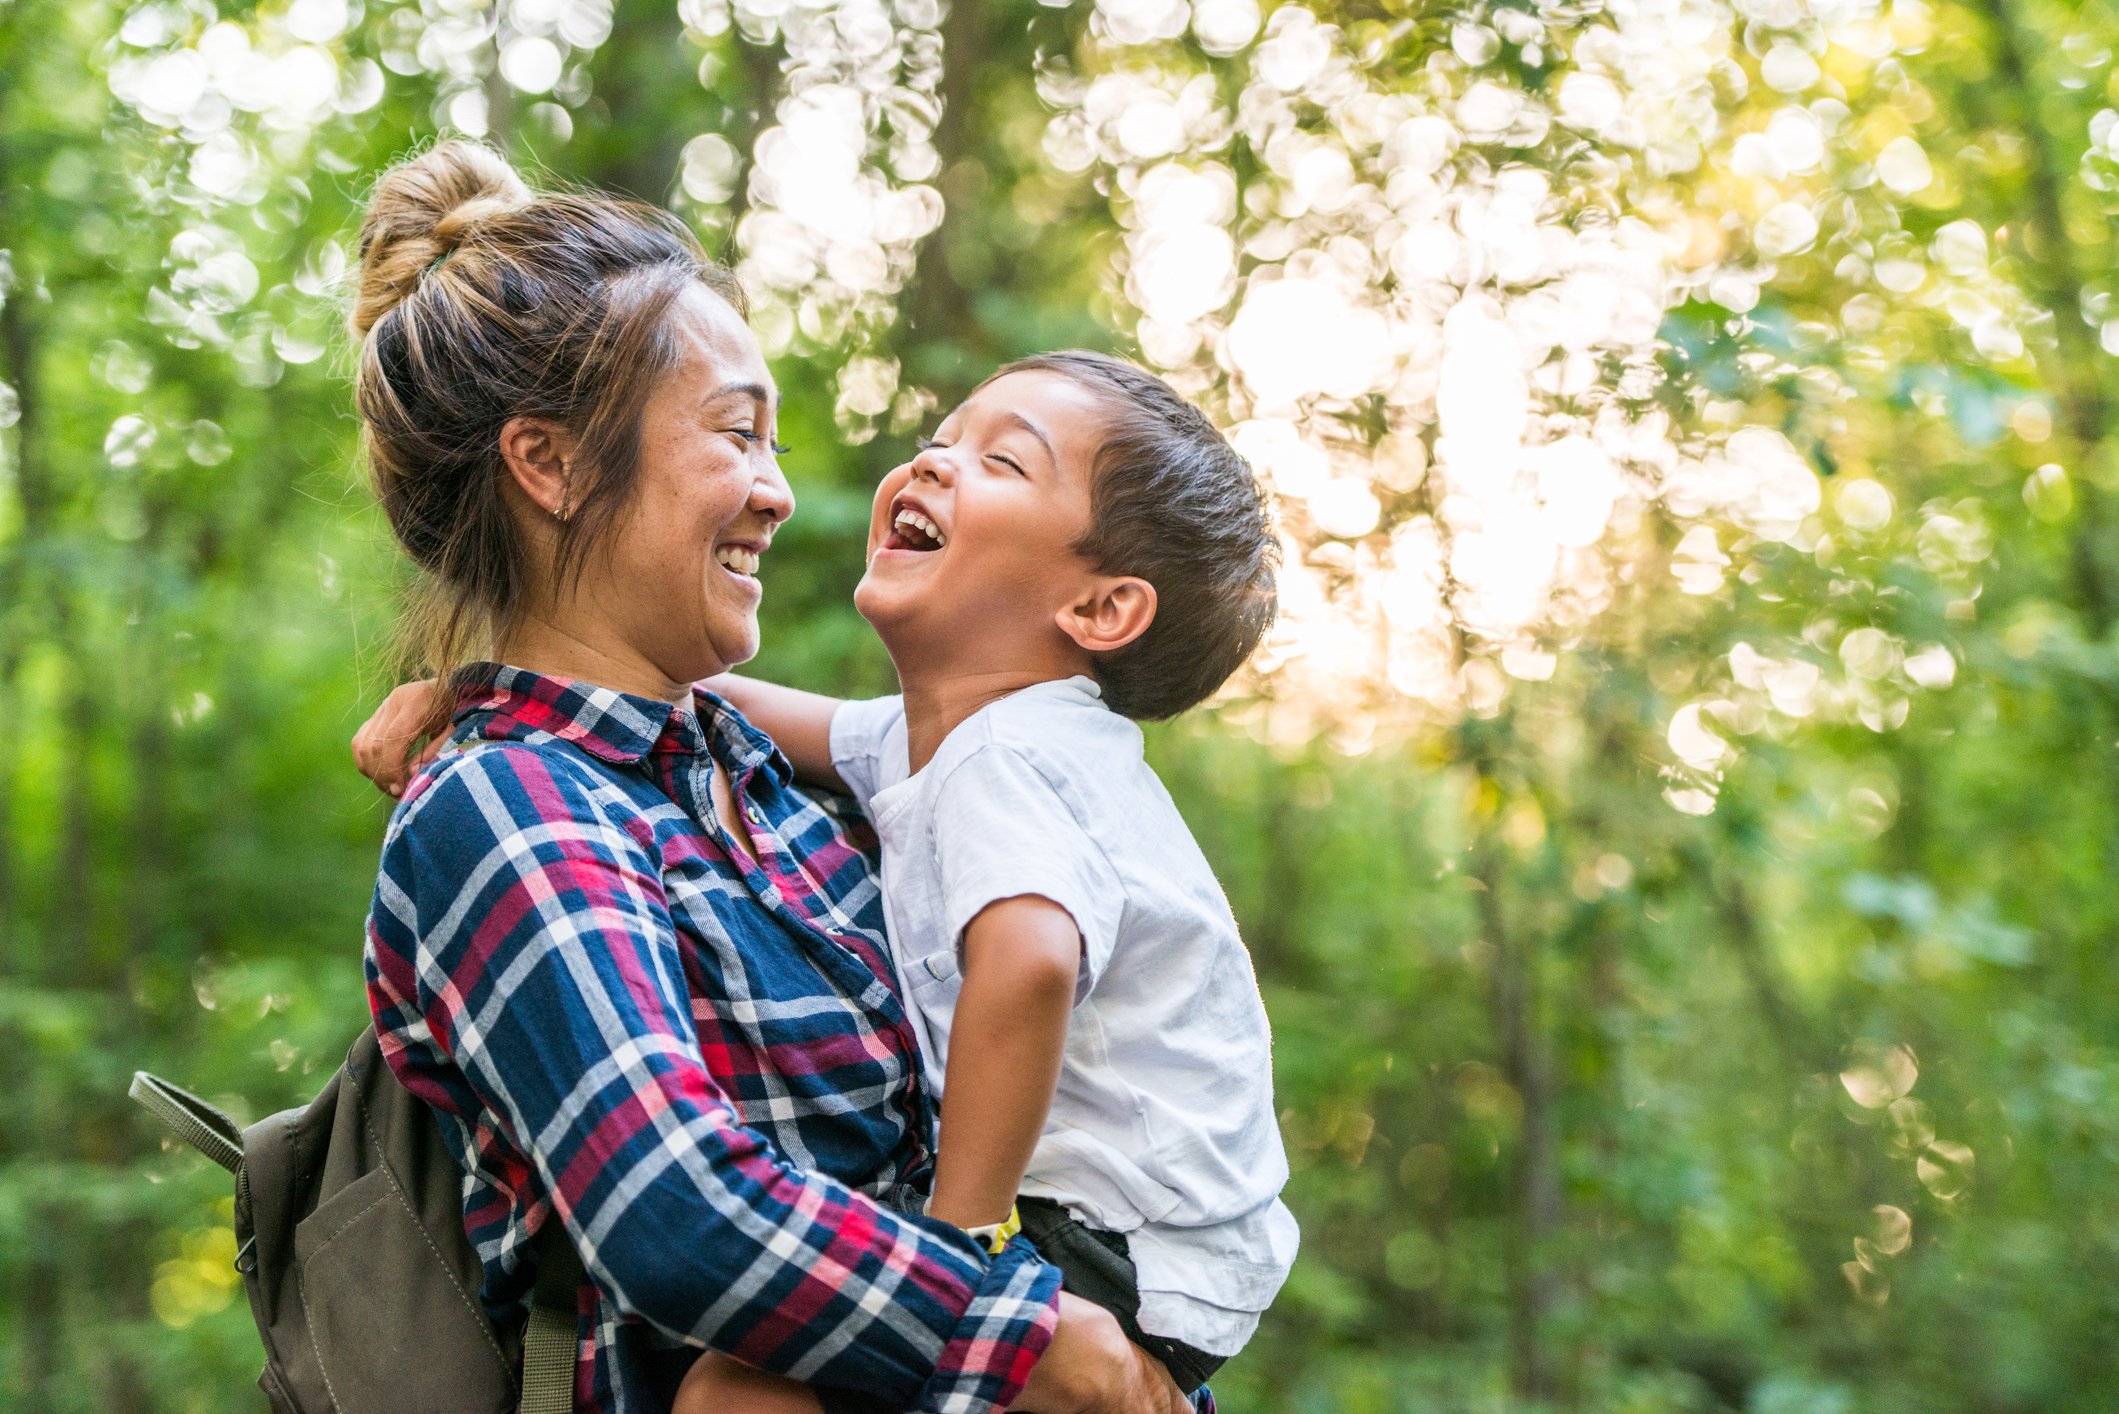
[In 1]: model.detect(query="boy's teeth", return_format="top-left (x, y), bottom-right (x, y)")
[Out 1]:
top-left (894, 509), bottom-right (946, 547)
top-left (714, 546), bottom-right (760, 575)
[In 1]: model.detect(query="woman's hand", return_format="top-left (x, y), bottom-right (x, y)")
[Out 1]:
top-left (1008, 1293), bottom-right (1190, 1414)
top-left (351, 679), bottom-right (444, 798)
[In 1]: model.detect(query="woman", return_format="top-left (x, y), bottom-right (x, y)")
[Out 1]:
top-left (347, 141), bottom-right (1181, 1413)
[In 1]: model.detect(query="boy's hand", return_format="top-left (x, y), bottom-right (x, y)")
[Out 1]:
top-left (352, 679), bottom-right (444, 798)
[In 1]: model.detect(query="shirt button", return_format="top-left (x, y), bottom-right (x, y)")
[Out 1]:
top-left (745, 804), bottom-right (763, 825)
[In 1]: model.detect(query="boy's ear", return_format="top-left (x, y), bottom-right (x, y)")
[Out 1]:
top-left (1056, 575), bottom-right (1157, 656)
top-left (497, 415), bottom-right (579, 520)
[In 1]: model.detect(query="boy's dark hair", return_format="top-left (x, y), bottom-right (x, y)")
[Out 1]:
top-left (989, 351), bottom-right (1278, 720)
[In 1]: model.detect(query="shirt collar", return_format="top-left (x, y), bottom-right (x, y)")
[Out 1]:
top-left (691, 683), bottom-right (795, 787)
top-left (452, 664), bottom-right (794, 784)
top-left (453, 663), bottom-right (706, 764)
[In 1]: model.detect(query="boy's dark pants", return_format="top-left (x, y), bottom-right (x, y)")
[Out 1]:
top-left (813, 1196), bottom-right (1227, 1413)
top-left (1014, 1196), bottom-right (1226, 1396)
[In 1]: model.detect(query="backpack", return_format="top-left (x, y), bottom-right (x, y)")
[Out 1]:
top-left (131, 1026), bottom-right (583, 1414)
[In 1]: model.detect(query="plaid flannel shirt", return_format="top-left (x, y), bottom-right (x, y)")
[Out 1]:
top-left (365, 665), bottom-right (1062, 1413)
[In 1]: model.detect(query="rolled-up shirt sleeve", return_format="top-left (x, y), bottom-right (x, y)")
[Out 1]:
top-left (365, 743), bottom-right (1059, 1411)
top-left (932, 745), bottom-right (1126, 998)
top-left (828, 694), bottom-right (905, 815)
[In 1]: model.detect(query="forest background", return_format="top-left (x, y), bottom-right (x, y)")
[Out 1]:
top-left (3, 0), bottom-right (2117, 1409)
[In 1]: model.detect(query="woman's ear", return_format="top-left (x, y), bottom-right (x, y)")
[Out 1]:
top-left (497, 416), bottom-right (578, 519)
top-left (1056, 576), bottom-right (1157, 656)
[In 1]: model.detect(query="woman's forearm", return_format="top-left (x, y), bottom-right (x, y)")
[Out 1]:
top-left (1010, 1295), bottom-right (1188, 1414)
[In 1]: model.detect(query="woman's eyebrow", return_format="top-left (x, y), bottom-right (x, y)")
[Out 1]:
top-left (703, 381), bottom-right (776, 410)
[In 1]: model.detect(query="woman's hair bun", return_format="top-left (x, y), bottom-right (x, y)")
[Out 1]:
top-left (351, 140), bottom-right (532, 337)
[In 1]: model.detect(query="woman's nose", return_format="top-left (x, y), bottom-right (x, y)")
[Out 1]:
top-left (752, 456), bottom-right (795, 524)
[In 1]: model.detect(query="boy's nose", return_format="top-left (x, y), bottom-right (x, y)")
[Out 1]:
top-left (910, 443), bottom-right (955, 485)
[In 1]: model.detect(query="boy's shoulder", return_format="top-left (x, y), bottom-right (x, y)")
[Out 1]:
top-left (984, 674), bottom-right (1136, 739)
top-left (920, 678), bottom-right (1180, 864)
top-left (949, 675), bottom-right (1142, 775)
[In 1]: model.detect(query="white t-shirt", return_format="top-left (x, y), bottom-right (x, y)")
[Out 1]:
top-left (829, 676), bottom-right (1298, 1356)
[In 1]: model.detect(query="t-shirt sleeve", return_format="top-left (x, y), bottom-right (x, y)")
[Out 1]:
top-left (930, 745), bottom-right (1126, 999)
top-left (829, 694), bottom-right (906, 812)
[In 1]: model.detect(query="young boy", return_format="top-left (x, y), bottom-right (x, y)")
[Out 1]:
top-left (678, 352), bottom-right (1296, 1412)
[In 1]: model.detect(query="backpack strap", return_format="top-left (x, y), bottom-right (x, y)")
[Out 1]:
top-left (129, 1071), bottom-right (244, 1175)
top-left (520, 1218), bottom-right (587, 1414)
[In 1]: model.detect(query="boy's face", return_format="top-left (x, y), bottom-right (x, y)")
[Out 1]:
top-left (854, 370), bottom-right (1110, 670)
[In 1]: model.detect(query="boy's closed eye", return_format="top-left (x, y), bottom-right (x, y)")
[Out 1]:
top-left (915, 434), bottom-right (1031, 478)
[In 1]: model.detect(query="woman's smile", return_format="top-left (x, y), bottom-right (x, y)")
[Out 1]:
top-left (712, 537), bottom-right (768, 595)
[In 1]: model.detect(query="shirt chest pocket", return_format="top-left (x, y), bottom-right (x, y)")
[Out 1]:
top-left (900, 951), bottom-right (962, 1077)
top-left (908, 949), bottom-right (961, 997)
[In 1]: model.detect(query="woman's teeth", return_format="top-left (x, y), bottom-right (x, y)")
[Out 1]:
top-left (894, 509), bottom-right (945, 548)
top-left (715, 546), bottom-right (760, 576)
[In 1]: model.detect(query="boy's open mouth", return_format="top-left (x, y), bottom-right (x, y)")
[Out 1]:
top-left (884, 496), bottom-right (947, 553)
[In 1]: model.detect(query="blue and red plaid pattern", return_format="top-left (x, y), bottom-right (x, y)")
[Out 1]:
top-left (366, 665), bottom-right (1061, 1413)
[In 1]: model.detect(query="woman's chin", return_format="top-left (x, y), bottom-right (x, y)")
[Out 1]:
top-left (708, 624), bottom-right (760, 674)
top-left (680, 605), bottom-right (759, 681)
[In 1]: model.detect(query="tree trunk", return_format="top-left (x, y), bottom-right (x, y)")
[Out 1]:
top-left (484, 0), bottom-right (516, 151)
top-left (719, 25), bottom-right (784, 251)
top-left (53, 644), bottom-right (97, 963)
top-left (1244, 756), bottom-right (1308, 979)
top-left (1974, 0), bottom-right (2119, 909)
top-left (1681, 840), bottom-right (1815, 1071)
top-left (895, 0), bottom-right (989, 404)
top-left (1976, 0), bottom-right (2119, 629)
top-left (1472, 795), bottom-right (1558, 1401)
top-left (129, 677), bottom-right (173, 1006)
top-left (583, 0), bottom-right (700, 202)
top-left (0, 163), bottom-right (35, 977)
top-left (17, 1216), bottom-right (63, 1413)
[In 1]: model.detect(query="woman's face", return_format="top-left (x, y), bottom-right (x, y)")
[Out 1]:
top-left (572, 283), bottom-right (792, 686)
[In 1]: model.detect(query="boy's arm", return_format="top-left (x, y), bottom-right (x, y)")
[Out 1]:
top-left (926, 894), bottom-right (1081, 1231)
top-left (695, 673), bottom-right (846, 789)
top-left (356, 675), bottom-right (858, 795)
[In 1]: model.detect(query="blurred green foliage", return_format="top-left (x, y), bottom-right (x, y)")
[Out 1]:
top-left (4, 0), bottom-right (2119, 1411)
